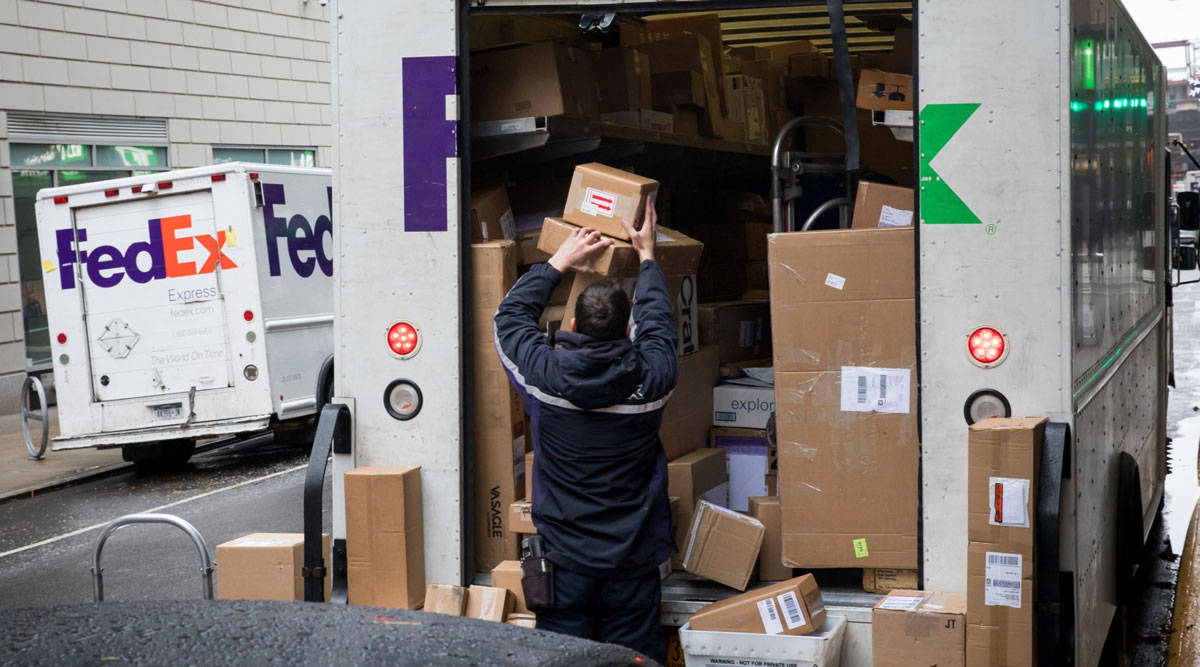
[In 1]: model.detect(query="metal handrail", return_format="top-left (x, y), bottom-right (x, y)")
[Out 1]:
top-left (91, 513), bottom-right (214, 602)
top-left (21, 375), bottom-right (48, 460)
top-left (802, 197), bottom-right (852, 231)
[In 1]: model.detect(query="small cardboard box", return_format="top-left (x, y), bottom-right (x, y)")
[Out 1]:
top-left (749, 497), bottom-right (792, 582)
top-left (470, 42), bottom-right (598, 122)
top-left (688, 574), bottom-right (826, 636)
top-left (863, 568), bottom-right (920, 594)
top-left (715, 428), bottom-right (771, 512)
top-left (873, 590), bottom-right (967, 667)
top-left (660, 346), bottom-right (719, 460)
top-left (596, 47), bottom-right (652, 114)
top-left (563, 163), bottom-right (659, 240)
top-left (851, 181), bottom-right (914, 230)
top-left (682, 500), bottom-right (765, 590)
top-left (491, 560), bottom-right (528, 614)
top-left (424, 583), bottom-right (468, 616)
top-left (509, 500), bottom-right (536, 534)
top-left (537, 217), bottom-right (703, 278)
top-left (856, 69), bottom-right (914, 112)
top-left (601, 109), bottom-right (674, 133)
top-left (216, 533), bottom-right (330, 601)
top-left (712, 384), bottom-right (774, 429)
top-left (345, 467), bottom-right (425, 609)
top-left (699, 300), bottom-right (772, 364)
top-left (668, 447), bottom-right (728, 527)
top-left (470, 186), bottom-right (516, 243)
top-left (507, 613), bottom-right (537, 629)
top-left (466, 584), bottom-right (514, 623)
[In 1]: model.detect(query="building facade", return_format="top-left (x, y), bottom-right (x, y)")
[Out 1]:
top-left (0, 0), bottom-right (332, 412)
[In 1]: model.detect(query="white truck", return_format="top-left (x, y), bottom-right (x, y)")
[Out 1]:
top-left (35, 164), bottom-right (335, 466)
top-left (324, 0), bottom-right (1173, 664)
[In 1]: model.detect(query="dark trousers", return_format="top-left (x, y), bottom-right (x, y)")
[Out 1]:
top-left (535, 565), bottom-right (664, 664)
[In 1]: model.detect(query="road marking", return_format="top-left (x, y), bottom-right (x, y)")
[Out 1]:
top-left (0, 463), bottom-right (307, 560)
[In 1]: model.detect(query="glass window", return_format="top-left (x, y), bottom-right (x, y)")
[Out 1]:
top-left (13, 170), bottom-right (53, 371)
top-left (11, 144), bottom-right (91, 168)
top-left (267, 149), bottom-right (316, 167)
top-left (95, 145), bottom-right (168, 168)
top-left (213, 147), bottom-right (266, 164)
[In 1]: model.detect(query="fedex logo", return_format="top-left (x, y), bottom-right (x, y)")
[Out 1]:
top-left (56, 215), bottom-right (236, 290)
top-left (262, 183), bottom-right (333, 278)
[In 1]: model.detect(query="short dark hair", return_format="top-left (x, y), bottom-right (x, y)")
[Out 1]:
top-left (576, 280), bottom-right (631, 341)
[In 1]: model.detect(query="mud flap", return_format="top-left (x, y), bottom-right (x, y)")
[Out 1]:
top-left (304, 403), bottom-right (351, 603)
top-left (1038, 421), bottom-right (1074, 665)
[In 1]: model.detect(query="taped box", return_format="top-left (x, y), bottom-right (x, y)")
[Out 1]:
top-left (491, 560), bottom-right (529, 614)
top-left (595, 47), bottom-right (652, 114)
top-left (345, 467), bottom-right (425, 609)
top-left (470, 41), bottom-right (598, 122)
top-left (668, 447), bottom-right (728, 535)
top-left (563, 163), bottom-right (658, 240)
top-left (856, 69), bottom-right (914, 112)
top-left (659, 345), bottom-right (719, 461)
top-left (749, 496), bottom-right (793, 582)
top-left (699, 300), bottom-right (772, 364)
top-left (424, 583), bottom-right (468, 616)
top-left (682, 500), bottom-right (764, 590)
top-left (466, 584), bottom-right (514, 623)
top-left (688, 573), bottom-right (826, 636)
top-left (851, 181), bottom-right (913, 230)
top-left (216, 533), bottom-right (329, 601)
top-left (873, 590), bottom-right (967, 667)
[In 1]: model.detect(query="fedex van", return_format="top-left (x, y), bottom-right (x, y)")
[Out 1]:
top-left (35, 164), bottom-right (334, 466)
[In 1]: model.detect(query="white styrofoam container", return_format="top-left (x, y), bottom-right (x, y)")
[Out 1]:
top-left (678, 615), bottom-right (846, 667)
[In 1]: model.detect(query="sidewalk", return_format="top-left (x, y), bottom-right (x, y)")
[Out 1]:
top-left (0, 408), bottom-right (126, 502)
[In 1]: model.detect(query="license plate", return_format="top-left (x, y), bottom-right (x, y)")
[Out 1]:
top-left (153, 404), bottom-right (183, 419)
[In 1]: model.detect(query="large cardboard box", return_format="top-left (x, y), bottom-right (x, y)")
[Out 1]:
top-left (967, 418), bottom-right (1044, 667)
top-left (470, 186), bottom-right (516, 243)
top-left (712, 384), bottom-right (774, 429)
top-left (466, 584), bottom-right (514, 623)
top-left (623, 13), bottom-right (729, 114)
top-left (216, 533), bottom-right (330, 601)
top-left (851, 181), bottom-right (913, 230)
top-left (768, 228), bottom-right (915, 372)
top-left (749, 497), bottom-right (792, 582)
top-left (596, 47), bottom-right (653, 114)
top-left (471, 241), bottom-right (526, 572)
top-left (537, 217), bottom-right (703, 279)
top-left (688, 574), bottom-right (826, 636)
top-left (491, 560), bottom-right (529, 614)
top-left (682, 500), bottom-right (765, 590)
top-left (856, 69), bottom-right (914, 112)
top-left (873, 590), bottom-right (967, 667)
top-left (668, 447), bottom-right (728, 528)
top-left (345, 467), bottom-right (425, 608)
top-left (424, 583), bottom-right (468, 616)
top-left (660, 346), bottom-right (719, 460)
top-left (699, 300), bottom-right (772, 364)
top-left (563, 163), bottom-right (659, 240)
top-left (715, 428), bottom-right (770, 511)
top-left (470, 42), bottom-right (597, 122)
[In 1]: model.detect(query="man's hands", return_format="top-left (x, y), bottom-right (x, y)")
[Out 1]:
top-left (623, 199), bottom-right (657, 263)
top-left (548, 227), bottom-right (614, 274)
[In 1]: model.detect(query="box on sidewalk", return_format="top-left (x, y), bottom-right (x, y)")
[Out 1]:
top-left (851, 181), bottom-right (914, 230)
top-left (873, 590), bottom-right (967, 667)
top-left (491, 560), bottom-right (529, 614)
top-left (470, 41), bottom-right (597, 122)
top-left (682, 500), bottom-right (765, 590)
top-left (699, 300), bottom-right (772, 364)
top-left (688, 573), bottom-right (826, 635)
top-left (466, 584), bottom-right (514, 622)
top-left (660, 346), bottom-right (719, 460)
top-left (563, 163), bottom-right (659, 240)
top-left (424, 583), bottom-right (468, 616)
top-left (749, 497), bottom-right (792, 582)
top-left (713, 383), bottom-right (774, 429)
top-left (470, 186), bottom-right (516, 243)
top-left (345, 467), bottom-right (425, 609)
top-left (713, 428), bottom-right (770, 511)
top-left (216, 533), bottom-right (330, 601)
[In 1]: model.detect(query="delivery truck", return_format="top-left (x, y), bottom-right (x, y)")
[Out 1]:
top-left (35, 164), bottom-right (334, 466)
top-left (321, 1), bottom-right (1175, 664)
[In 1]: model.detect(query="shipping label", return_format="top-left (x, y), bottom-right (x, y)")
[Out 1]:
top-left (777, 591), bottom-right (806, 629)
top-left (878, 204), bottom-right (914, 228)
top-left (756, 598), bottom-right (785, 635)
top-left (824, 273), bottom-right (846, 290)
top-left (879, 595), bottom-right (924, 611)
top-left (984, 551), bottom-right (1023, 608)
top-left (988, 477), bottom-right (1031, 528)
top-left (581, 187), bottom-right (618, 218)
top-left (840, 367), bottom-right (911, 414)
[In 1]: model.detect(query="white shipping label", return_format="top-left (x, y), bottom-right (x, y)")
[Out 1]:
top-left (738, 320), bottom-right (756, 348)
top-left (988, 477), bottom-right (1031, 528)
top-left (878, 204), bottom-right (914, 228)
top-left (840, 367), bottom-right (912, 414)
top-left (824, 273), bottom-right (846, 290)
top-left (984, 552), bottom-right (1023, 608)
top-left (498, 208), bottom-right (516, 240)
top-left (581, 187), bottom-right (618, 218)
top-left (757, 598), bottom-right (785, 635)
top-left (777, 591), bottom-right (806, 629)
top-left (879, 595), bottom-right (924, 611)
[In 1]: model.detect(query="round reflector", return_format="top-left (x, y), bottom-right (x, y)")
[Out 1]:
top-left (384, 379), bottom-right (423, 421)
top-left (387, 321), bottom-right (421, 359)
top-left (967, 326), bottom-right (1008, 366)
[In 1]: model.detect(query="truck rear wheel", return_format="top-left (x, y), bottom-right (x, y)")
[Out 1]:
top-left (122, 439), bottom-right (196, 471)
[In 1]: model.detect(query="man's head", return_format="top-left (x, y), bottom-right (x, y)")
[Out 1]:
top-left (573, 280), bottom-right (631, 341)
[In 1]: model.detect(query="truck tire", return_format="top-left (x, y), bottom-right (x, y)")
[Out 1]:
top-left (122, 439), bottom-right (196, 471)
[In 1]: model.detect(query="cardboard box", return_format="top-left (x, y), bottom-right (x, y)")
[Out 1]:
top-left (345, 467), bottom-right (425, 608)
top-left (699, 300), bottom-right (772, 364)
top-left (682, 500), bottom-right (765, 590)
top-left (724, 75), bottom-right (767, 144)
top-left (673, 108), bottom-right (701, 136)
top-left (466, 584), bottom-right (514, 623)
top-left (624, 13), bottom-right (728, 115)
top-left (688, 574), bottom-right (826, 635)
top-left (966, 418), bottom-right (1044, 667)
top-left (788, 51), bottom-right (831, 79)
top-left (470, 186), bottom-right (516, 243)
top-left (874, 590), bottom-right (967, 667)
top-left (712, 384), bottom-right (774, 429)
top-left (216, 533), bottom-right (330, 601)
top-left (596, 47), bottom-right (652, 114)
top-left (852, 182), bottom-right (914, 230)
top-left (775, 370), bottom-right (918, 568)
top-left (507, 613), bottom-right (537, 629)
top-left (630, 33), bottom-right (724, 137)
top-left (668, 448), bottom-right (728, 527)
top-left (470, 42), bottom-right (598, 122)
top-left (768, 228), bottom-right (915, 372)
top-left (714, 428), bottom-right (770, 511)
top-left (510, 500), bottom-right (536, 534)
top-left (863, 568), bottom-right (920, 594)
top-left (749, 497), bottom-right (792, 582)
top-left (491, 560), bottom-right (528, 614)
top-left (652, 70), bottom-right (707, 111)
top-left (563, 163), bottom-right (659, 240)
top-left (537, 217), bottom-right (703, 278)
top-left (471, 241), bottom-right (526, 571)
top-left (424, 583), bottom-right (468, 616)
top-left (470, 15), bottom-right (581, 52)
top-left (659, 346), bottom-right (718, 460)
top-left (524, 451), bottom-right (534, 500)
top-left (601, 109), bottom-right (674, 133)
top-left (729, 45), bottom-right (773, 63)
top-left (694, 223), bottom-right (748, 264)
top-left (856, 69), bottom-right (914, 112)
top-left (765, 472), bottom-right (777, 496)
top-left (515, 230), bottom-right (550, 266)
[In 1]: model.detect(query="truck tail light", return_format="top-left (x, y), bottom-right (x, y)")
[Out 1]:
top-left (968, 326), bottom-right (1008, 366)
top-left (53, 196), bottom-right (68, 204)
top-left (211, 173), bottom-right (227, 182)
top-left (243, 310), bottom-right (254, 322)
top-left (132, 185), bottom-right (144, 193)
top-left (249, 172), bottom-right (259, 181)
top-left (104, 189), bottom-right (119, 197)
top-left (387, 321), bottom-right (421, 359)
top-left (57, 333), bottom-right (67, 344)
top-left (157, 181), bottom-right (173, 190)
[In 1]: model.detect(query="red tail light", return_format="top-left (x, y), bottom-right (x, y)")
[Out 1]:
top-left (104, 189), bottom-right (119, 197)
top-left (968, 327), bottom-right (1007, 366)
top-left (53, 196), bottom-right (68, 204)
top-left (157, 181), bottom-right (173, 190)
top-left (212, 173), bottom-right (227, 182)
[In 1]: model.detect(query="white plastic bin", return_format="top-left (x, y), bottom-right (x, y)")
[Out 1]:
top-left (678, 614), bottom-right (846, 667)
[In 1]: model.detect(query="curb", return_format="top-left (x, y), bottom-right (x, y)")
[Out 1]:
top-left (0, 461), bottom-right (132, 505)
top-left (1169, 499), bottom-right (1200, 665)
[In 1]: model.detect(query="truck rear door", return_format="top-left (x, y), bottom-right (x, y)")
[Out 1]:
top-left (66, 190), bottom-right (233, 406)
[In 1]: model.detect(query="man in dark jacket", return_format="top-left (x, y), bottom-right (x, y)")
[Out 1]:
top-left (493, 202), bottom-right (676, 662)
